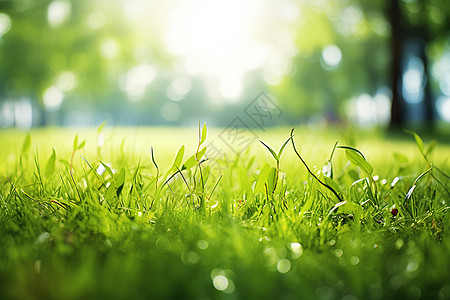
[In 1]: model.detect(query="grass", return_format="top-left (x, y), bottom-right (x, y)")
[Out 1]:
top-left (0, 125), bottom-right (449, 300)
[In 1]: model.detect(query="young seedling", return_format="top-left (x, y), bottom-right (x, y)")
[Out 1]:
top-left (337, 145), bottom-right (377, 206)
top-left (290, 128), bottom-right (343, 203)
top-left (162, 121), bottom-right (211, 210)
top-left (259, 135), bottom-right (291, 195)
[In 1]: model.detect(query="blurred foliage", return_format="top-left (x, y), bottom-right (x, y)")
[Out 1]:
top-left (0, 0), bottom-right (449, 126)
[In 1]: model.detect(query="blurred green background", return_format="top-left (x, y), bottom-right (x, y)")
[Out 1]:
top-left (0, 0), bottom-right (449, 130)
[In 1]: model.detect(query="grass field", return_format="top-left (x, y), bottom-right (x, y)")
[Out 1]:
top-left (1, 125), bottom-right (449, 300)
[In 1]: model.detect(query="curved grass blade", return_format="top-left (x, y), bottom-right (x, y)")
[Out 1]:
top-left (290, 128), bottom-right (343, 202)
top-left (259, 140), bottom-right (278, 161)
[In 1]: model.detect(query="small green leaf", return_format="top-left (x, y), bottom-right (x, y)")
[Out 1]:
top-left (239, 170), bottom-right (253, 197)
top-left (114, 168), bottom-right (126, 197)
top-left (173, 145), bottom-right (185, 169)
top-left (260, 140), bottom-right (278, 161)
top-left (299, 196), bottom-right (313, 217)
top-left (200, 166), bottom-right (211, 186)
top-left (200, 122), bottom-right (207, 145)
top-left (425, 140), bottom-right (437, 156)
top-left (393, 152), bottom-right (408, 164)
top-left (21, 134), bottom-right (31, 154)
top-left (277, 136), bottom-right (292, 160)
top-left (73, 135), bottom-right (78, 151)
top-left (405, 130), bottom-right (424, 155)
top-left (97, 121), bottom-right (107, 133)
top-left (345, 148), bottom-right (373, 176)
top-left (182, 154), bottom-right (197, 170)
top-left (115, 167), bottom-right (126, 186)
top-left (197, 147), bottom-right (207, 161)
top-left (323, 176), bottom-right (342, 196)
top-left (336, 202), bottom-right (362, 216)
top-left (77, 139), bottom-right (86, 150)
top-left (267, 167), bottom-right (278, 193)
top-left (100, 161), bottom-right (114, 178)
top-left (254, 164), bottom-right (271, 193)
top-left (45, 148), bottom-right (56, 178)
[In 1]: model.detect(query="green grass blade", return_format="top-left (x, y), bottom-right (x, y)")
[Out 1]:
top-left (173, 145), bottom-right (185, 169)
top-left (343, 148), bottom-right (373, 176)
top-left (254, 164), bottom-right (271, 194)
top-left (200, 122), bottom-right (207, 145)
top-left (45, 148), bottom-right (56, 178)
top-left (277, 136), bottom-right (292, 159)
top-left (405, 130), bottom-right (424, 155)
top-left (21, 133), bottom-right (31, 155)
top-left (150, 146), bottom-right (159, 171)
top-left (259, 140), bottom-right (278, 162)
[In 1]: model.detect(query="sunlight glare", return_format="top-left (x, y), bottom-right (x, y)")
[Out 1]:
top-left (43, 86), bottom-right (64, 111)
top-left (436, 96), bottom-right (450, 122)
top-left (119, 64), bottom-right (156, 102)
top-left (322, 45), bottom-right (342, 69)
top-left (165, 0), bottom-right (267, 101)
top-left (57, 71), bottom-right (77, 91)
top-left (0, 13), bottom-right (11, 37)
top-left (167, 76), bottom-right (192, 101)
top-left (47, 1), bottom-right (71, 28)
top-left (0, 101), bottom-right (14, 128)
top-left (14, 98), bottom-right (33, 129)
top-left (402, 57), bottom-right (424, 104)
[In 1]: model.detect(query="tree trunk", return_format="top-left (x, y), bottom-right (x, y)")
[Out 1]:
top-left (388, 0), bottom-right (404, 128)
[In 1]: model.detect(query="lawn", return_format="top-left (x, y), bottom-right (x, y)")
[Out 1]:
top-left (0, 125), bottom-right (449, 300)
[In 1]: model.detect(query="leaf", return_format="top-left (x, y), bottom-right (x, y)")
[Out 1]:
top-left (405, 130), bottom-right (424, 155)
top-left (173, 145), bottom-right (185, 169)
top-left (197, 147), bottom-right (207, 161)
top-left (200, 166), bottom-right (211, 187)
top-left (239, 170), bottom-right (253, 198)
top-left (182, 154), bottom-right (197, 170)
top-left (150, 147), bottom-right (158, 171)
top-left (77, 139), bottom-right (86, 150)
top-left (425, 140), bottom-right (437, 156)
top-left (344, 148), bottom-right (373, 176)
top-left (260, 140), bottom-right (278, 162)
top-left (338, 202), bottom-right (362, 215)
top-left (115, 168), bottom-right (126, 197)
top-left (323, 176), bottom-right (342, 196)
top-left (337, 145), bottom-right (366, 160)
top-left (97, 121), bottom-right (107, 133)
top-left (267, 167), bottom-right (278, 193)
top-left (299, 196), bottom-right (314, 217)
top-left (100, 161), bottom-right (114, 178)
top-left (277, 136), bottom-right (292, 159)
top-left (393, 152), bottom-right (408, 164)
top-left (21, 134), bottom-right (31, 154)
top-left (200, 122), bottom-right (207, 145)
top-left (45, 148), bottom-right (56, 178)
top-left (328, 200), bottom-right (347, 215)
top-left (254, 164), bottom-right (271, 193)
top-left (73, 135), bottom-right (78, 151)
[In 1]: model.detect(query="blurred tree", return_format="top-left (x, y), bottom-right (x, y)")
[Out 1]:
top-left (0, 0), bottom-right (169, 125)
top-left (363, 0), bottom-right (450, 128)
